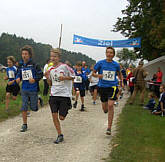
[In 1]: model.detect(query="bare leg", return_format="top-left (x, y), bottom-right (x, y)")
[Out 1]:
top-left (102, 102), bottom-right (108, 113)
top-left (52, 113), bottom-right (62, 135)
top-left (22, 111), bottom-right (27, 124)
top-left (107, 100), bottom-right (115, 129)
top-left (75, 91), bottom-right (80, 101)
top-left (93, 89), bottom-right (97, 102)
top-left (5, 93), bottom-right (10, 110)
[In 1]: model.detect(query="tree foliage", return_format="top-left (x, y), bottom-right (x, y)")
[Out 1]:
top-left (0, 33), bottom-right (96, 67)
top-left (113, 0), bottom-right (165, 61)
top-left (116, 48), bottom-right (137, 68)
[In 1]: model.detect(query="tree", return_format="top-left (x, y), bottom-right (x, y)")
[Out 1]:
top-left (116, 48), bottom-right (137, 68)
top-left (113, 0), bottom-right (165, 61)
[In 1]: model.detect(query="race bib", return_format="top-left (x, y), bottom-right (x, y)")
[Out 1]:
top-left (22, 70), bottom-right (33, 80)
top-left (52, 73), bottom-right (64, 86)
top-left (8, 71), bottom-right (15, 79)
top-left (103, 70), bottom-right (115, 81)
top-left (74, 76), bottom-right (82, 83)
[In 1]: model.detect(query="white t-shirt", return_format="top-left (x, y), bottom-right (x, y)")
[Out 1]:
top-left (49, 63), bottom-right (75, 97)
top-left (43, 64), bottom-right (48, 79)
top-left (88, 72), bottom-right (99, 87)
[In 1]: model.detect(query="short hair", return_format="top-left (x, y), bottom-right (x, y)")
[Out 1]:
top-left (76, 61), bottom-right (82, 66)
top-left (148, 92), bottom-right (155, 98)
top-left (138, 60), bottom-right (144, 65)
top-left (21, 45), bottom-right (33, 58)
top-left (50, 48), bottom-right (61, 57)
top-left (160, 84), bottom-right (165, 90)
top-left (7, 56), bottom-right (16, 64)
top-left (106, 46), bottom-right (115, 55)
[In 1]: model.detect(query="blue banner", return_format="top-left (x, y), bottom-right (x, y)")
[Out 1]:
top-left (73, 35), bottom-right (141, 48)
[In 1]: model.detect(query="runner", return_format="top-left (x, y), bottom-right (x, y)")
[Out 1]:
top-left (73, 61), bottom-right (86, 111)
top-left (16, 45), bottom-right (43, 132)
top-left (93, 46), bottom-right (123, 135)
top-left (45, 48), bottom-right (75, 144)
top-left (4, 56), bottom-right (20, 112)
top-left (88, 64), bottom-right (99, 105)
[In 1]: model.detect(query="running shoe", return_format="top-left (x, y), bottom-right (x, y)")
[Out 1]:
top-left (20, 124), bottom-right (27, 132)
top-left (106, 128), bottom-right (111, 135)
top-left (73, 101), bottom-right (77, 108)
top-left (54, 134), bottom-right (64, 144)
top-left (80, 104), bottom-right (85, 111)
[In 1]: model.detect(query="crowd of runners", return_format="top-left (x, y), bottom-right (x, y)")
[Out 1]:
top-left (3, 45), bottom-right (165, 144)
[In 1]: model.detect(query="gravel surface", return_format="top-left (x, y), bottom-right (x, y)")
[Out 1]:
top-left (0, 92), bottom-right (128, 162)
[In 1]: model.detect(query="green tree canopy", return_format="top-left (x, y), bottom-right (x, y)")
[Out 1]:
top-left (113, 0), bottom-right (165, 61)
top-left (116, 48), bottom-right (137, 68)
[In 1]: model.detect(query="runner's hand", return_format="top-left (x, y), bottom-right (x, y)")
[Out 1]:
top-left (29, 78), bottom-right (35, 84)
top-left (59, 76), bottom-right (65, 81)
top-left (7, 81), bottom-right (14, 85)
top-left (16, 78), bottom-right (21, 84)
top-left (98, 74), bottom-right (103, 79)
top-left (44, 71), bottom-right (50, 79)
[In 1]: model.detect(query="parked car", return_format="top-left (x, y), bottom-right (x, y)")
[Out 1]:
top-left (0, 64), bottom-right (7, 72)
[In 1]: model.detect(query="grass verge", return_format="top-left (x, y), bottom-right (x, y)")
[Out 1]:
top-left (107, 92), bottom-right (165, 162)
top-left (0, 76), bottom-right (49, 122)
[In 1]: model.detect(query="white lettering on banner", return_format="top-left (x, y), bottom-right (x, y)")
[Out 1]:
top-left (98, 40), bottom-right (112, 46)
top-left (103, 70), bottom-right (115, 81)
top-left (52, 72), bottom-right (64, 86)
top-left (8, 71), bottom-right (15, 78)
top-left (74, 76), bottom-right (82, 83)
top-left (22, 70), bottom-right (33, 80)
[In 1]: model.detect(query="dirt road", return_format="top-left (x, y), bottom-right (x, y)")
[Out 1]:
top-left (0, 92), bottom-right (128, 162)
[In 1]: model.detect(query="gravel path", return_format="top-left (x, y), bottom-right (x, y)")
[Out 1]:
top-left (0, 92), bottom-right (128, 162)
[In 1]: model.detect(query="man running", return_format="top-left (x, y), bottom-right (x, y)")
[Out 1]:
top-left (93, 47), bottom-right (123, 135)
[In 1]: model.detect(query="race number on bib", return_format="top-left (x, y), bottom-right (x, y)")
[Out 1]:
top-left (103, 70), bottom-right (115, 81)
top-left (22, 70), bottom-right (33, 80)
top-left (74, 76), bottom-right (82, 83)
top-left (52, 73), bottom-right (64, 86)
top-left (8, 71), bottom-right (15, 79)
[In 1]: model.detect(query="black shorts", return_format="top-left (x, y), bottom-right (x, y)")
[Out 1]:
top-left (74, 88), bottom-right (85, 97)
top-left (99, 86), bottom-right (119, 102)
top-left (49, 96), bottom-right (70, 117)
top-left (89, 85), bottom-right (98, 93)
top-left (6, 84), bottom-right (20, 96)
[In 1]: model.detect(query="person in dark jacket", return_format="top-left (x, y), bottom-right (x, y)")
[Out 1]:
top-left (16, 45), bottom-right (43, 132)
top-left (143, 92), bottom-right (156, 111)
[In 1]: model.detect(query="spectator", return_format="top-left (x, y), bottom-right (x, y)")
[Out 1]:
top-left (155, 67), bottom-right (163, 98)
top-left (152, 84), bottom-right (165, 116)
top-left (143, 92), bottom-right (156, 111)
top-left (129, 61), bottom-right (148, 106)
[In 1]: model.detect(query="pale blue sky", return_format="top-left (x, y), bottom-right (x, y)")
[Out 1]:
top-left (0, 0), bottom-right (128, 61)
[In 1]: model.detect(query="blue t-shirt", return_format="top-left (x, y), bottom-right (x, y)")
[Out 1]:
top-left (6, 66), bottom-right (17, 85)
top-left (94, 59), bottom-right (120, 87)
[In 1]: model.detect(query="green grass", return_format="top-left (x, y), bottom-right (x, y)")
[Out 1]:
top-left (107, 92), bottom-right (165, 162)
top-left (0, 72), bottom-right (49, 122)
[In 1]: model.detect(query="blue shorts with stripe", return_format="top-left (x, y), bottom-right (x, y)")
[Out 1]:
top-left (98, 86), bottom-right (119, 102)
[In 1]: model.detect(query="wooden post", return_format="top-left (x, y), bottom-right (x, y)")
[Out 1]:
top-left (59, 24), bottom-right (63, 49)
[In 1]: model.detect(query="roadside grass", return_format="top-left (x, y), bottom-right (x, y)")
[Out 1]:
top-left (0, 72), bottom-right (49, 122)
top-left (107, 91), bottom-right (165, 162)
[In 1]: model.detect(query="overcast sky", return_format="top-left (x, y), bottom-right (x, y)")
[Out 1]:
top-left (0, 0), bottom-right (128, 61)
